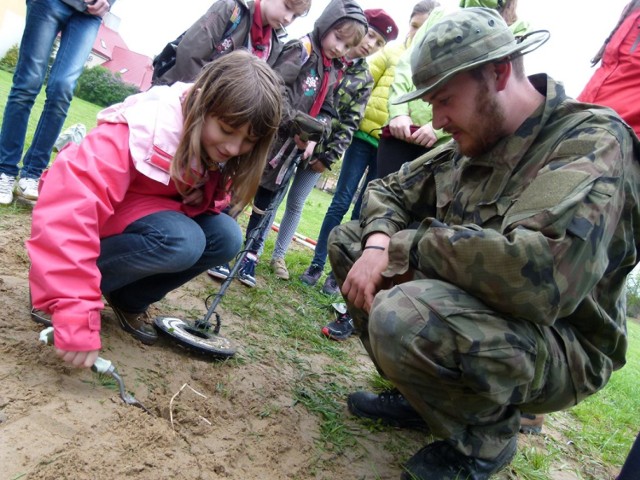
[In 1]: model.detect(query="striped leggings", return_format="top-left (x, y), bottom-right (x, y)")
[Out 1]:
top-left (259, 166), bottom-right (321, 260)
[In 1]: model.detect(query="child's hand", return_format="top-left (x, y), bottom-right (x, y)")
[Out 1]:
top-left (308, 158), bottom-right (326, 173)
top-left (293, 134), bottom-right (309, 151)
top-left (388, 115), bottom-right (413, 140)
top-left (302, 140), bottom-right (317, 160)
top-left (182, 188), bottom-right (204, 206)
top-left (56, 348), bottom-right (100, 369)
top-left (85, 0), bottom-right (110, 17)
top-left (410, 124), bottom-right (437, 148)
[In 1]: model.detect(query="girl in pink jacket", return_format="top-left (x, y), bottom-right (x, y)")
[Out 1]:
top-left (27, 50), bottom-right (282, 368)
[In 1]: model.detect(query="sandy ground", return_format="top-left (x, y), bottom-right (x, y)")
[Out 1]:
top-left (0, 208), bottom-right (621, 480)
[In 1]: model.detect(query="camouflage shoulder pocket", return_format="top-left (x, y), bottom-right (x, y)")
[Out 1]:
top-left (504, 169), bottom-right (591, 226)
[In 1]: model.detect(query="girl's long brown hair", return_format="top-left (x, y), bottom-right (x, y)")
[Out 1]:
top-left (171, 50), bottom-right (283, 214)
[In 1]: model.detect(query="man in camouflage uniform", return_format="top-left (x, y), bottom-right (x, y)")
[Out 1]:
top-left (328, 8), bottom-right (640, 480)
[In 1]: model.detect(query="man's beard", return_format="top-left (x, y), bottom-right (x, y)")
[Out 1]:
top-left (457, 79), bottom-right (506, 157)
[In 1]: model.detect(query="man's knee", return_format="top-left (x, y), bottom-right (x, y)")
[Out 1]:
top-left (368, 284), bottom-right (427, 374)
top-left (327, 220), bottom-right (362, 284)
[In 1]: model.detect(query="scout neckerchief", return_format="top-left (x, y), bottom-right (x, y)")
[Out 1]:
top-left (250, 0), bottom-right (272, 60)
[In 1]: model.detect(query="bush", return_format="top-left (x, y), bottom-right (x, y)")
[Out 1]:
top-left (74, 65), bottom-right (139, 107)
top-left (627, 272), bottom-right (640, 319)
top-left (0, 44), bottom-right (20, 73)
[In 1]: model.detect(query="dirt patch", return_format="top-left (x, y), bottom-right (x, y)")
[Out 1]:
top-left (0, 208), bottom-right (619, 480)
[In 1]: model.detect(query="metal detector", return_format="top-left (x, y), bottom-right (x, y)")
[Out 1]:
top-left (154, 113), bottom-right (326, 359)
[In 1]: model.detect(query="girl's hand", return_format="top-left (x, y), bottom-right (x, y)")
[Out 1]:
top-left (302, 140), bottom-right (318, 160)
top-left (388, 115), bottom-right (413, 140)
top-left (182, 188), bottom-right (204, 206)
top-left (410, 123), bottom-right (437, 148)
top-left (55, 348), bottom-right (100, 369)
top-left (308, 158), bottom-right (326, 173)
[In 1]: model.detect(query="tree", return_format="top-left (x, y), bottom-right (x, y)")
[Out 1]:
top-left (0, 44), bottom-right (20, 73)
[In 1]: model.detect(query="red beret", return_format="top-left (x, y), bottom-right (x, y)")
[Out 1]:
top-left (364, 9), bottom-right (399, 43)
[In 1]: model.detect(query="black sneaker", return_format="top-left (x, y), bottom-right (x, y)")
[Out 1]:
top-left (321, 271), bottom-right (340, 295)
top-left (321, 305), bottom-right (354, 341)
top-left (347, 389), bottom-right (428, 430)
top-left (237, 254), bottom-right (257, 288)
top-left (207, 263), bottom-right (230, 280)
top-left (299, 263), bottom-right (323, 286)
top-left (401, 436), bottom-right (518, 480)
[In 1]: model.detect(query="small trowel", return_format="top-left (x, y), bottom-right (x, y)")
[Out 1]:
top-left (39, 326), bottom-right (150, 414)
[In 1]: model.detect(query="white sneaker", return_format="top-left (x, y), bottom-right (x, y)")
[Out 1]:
top-left (0, 173), bottom-right (16, 205)
top-left (16, 177), bottom-right (40, 202)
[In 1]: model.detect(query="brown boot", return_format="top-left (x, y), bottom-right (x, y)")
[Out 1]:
top-left (104, 295), bottom-right (158, 345)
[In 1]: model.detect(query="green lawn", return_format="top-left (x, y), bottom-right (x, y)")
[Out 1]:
top-left (1, 69), bottom-right (638, 479)
top-left (0, 69), bottom-right (102, 165)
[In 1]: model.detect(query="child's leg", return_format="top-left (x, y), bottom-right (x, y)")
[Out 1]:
top-left (244, 185), bottom-right (277, 254)
top-left (99, 211), bottom-right (241, 312)
top-left (272, 167), bottom-right (321, 259)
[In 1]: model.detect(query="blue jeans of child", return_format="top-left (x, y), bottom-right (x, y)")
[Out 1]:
top-left (0, 0), bottom-right (101, 179)
top-left (97, 211), bottom-right (242, 313)
top-left (311, 137), bottom-right (378, 269)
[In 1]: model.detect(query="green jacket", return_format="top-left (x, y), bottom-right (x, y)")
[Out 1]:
top-left (362, 75), bottom-right (640, 402)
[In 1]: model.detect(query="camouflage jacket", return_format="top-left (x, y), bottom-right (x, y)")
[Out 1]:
top-left (313, 57), bottom-right (374, 169)
top-left (361, 74), bottom-right (640, 401)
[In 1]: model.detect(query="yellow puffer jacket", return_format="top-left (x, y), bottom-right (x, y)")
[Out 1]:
top-left (355, 40), bottom-right (408, 146)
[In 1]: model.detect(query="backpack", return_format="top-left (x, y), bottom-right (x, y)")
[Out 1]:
top-left (151, 2), bottom-right (246, 83)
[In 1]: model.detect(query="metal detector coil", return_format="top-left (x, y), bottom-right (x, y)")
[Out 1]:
top-left (154, 315), bottom-right (236, 358)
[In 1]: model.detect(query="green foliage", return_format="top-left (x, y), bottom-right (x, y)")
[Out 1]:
top-left (74, 65), bottom-right (139, 107)
top-left (626, 270), bottom-right (640, 318)
top-left (0, 44), bottom-right (20, 73)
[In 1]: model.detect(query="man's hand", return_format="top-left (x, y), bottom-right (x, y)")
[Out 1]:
top-left (342, 234), bottom-right (391, 313)
top-left (56, 348), bottom-right (100, 368)
top-left (409, 123), bottom-right (437, 148)
top-left (388, 115), bottom-right (413, 140)
top-left (85, 0), bottom-right (110, 17)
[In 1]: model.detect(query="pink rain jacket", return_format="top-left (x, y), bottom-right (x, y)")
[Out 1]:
top-left (27, 83), bottom-right (229, 352)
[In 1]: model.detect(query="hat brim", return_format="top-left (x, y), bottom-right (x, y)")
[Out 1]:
top-left (392, 29), bottom-right (550, 105)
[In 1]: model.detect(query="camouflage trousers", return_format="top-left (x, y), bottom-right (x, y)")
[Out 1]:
top-left (328, 221), bottom-right (577, 459)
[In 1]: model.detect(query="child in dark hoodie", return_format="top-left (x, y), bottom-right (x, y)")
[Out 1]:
top-left (207, 0), bottom-right (368, 287)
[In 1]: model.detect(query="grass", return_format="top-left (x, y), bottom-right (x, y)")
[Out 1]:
top-left (2, 70), bottom-right (639, 479)
top-left (0, 70), bottom-right (103, 162)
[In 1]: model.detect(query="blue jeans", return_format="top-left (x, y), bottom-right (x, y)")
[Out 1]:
top-left (97, 211), bottom-right (242, 313)
top-left (0, 0), bottom-right (101, 179)
top-left (311, 137), bottom-right (378, 269)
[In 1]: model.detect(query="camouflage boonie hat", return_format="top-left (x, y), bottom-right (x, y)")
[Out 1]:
top-left (393, 8), bottom-right (549, 104)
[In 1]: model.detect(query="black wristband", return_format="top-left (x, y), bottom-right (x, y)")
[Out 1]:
top-left (363, 245), bottom-right (386, 251)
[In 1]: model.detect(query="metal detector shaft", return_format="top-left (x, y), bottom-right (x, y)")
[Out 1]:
top-left (198, 148), bottom-right (305, 330)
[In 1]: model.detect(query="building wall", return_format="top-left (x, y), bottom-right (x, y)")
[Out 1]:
top-left (0, 0), bottom-right (26, 59)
